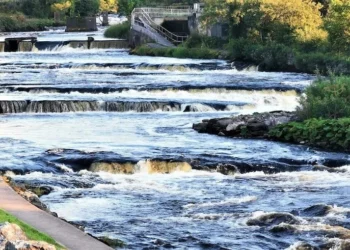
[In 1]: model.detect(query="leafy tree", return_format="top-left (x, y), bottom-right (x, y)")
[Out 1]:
top-left (324, 0), bottom-right (350, 52)
top-left (202, 0), bottom-right (327, 43)
top-left (73, 0), bottom-right (99, 16)
top-left (259, 0), bottom-right (327, 43)
top-left (99, 0), bottom-right (118, 13)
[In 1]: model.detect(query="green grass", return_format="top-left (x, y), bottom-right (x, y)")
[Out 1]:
top-left (0, 209), bottom-right (65, 250)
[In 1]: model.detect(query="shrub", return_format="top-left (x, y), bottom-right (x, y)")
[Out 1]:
top-left (104, 22), bottom-right (130, 39)
top-left (268, 118), bottom-right (350, 152)
top-left (297, 76), bottom-right (350, 120)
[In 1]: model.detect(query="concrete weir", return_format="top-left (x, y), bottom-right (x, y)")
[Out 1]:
top-left (0, 37), bottom-right (128, 52)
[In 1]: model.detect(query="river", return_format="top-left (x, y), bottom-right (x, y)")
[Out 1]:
top-left (0, 29), bottom-right (350, 250)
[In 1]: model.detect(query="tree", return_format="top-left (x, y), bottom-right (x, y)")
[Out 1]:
top-left (324, 0), bottom-right (350, 52)
top-left (259, 0), bottom-right (327, 43)
top-left (74, 0), bottom-right (99, 16)
top-left (202, 0), bottom-right (327, 43)
top-left (99, 0), bottom-right (117, 13)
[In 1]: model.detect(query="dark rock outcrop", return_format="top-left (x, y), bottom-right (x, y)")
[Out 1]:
top-left (193, 111), bottom-right (297, 138)
top-left (247, 212), bottom-right (300, 227)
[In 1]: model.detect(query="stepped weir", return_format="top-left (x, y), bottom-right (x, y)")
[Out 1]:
top-left (0, 37), bottom-right (128, 52)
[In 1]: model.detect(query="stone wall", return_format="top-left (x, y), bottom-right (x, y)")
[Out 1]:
top-left (66, 17), bottom-right (97, 32)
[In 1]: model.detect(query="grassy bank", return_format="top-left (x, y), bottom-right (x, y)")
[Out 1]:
top-left (0, 209), bottom-right (64, 249)
top-left (0, 14), bottom-right (63, 32)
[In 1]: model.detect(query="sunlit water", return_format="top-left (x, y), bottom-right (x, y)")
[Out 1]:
top-left (1, 31), bottom-right (350, 250)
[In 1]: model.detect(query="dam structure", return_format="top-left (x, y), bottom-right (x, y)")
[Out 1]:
top-left (0, 36), bottom-right (128, 52)
top-left (131, 6), bottom-right (195, 47)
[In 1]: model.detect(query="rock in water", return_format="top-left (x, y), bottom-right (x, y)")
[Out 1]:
top-left (216, 164), bottom-right (239, 175)
top-left (193, 111), bottom-right (297, 138)
top-left (302, 204), bottom-right (333, 217)
top-left (247, 212), bottom-right (300, 227)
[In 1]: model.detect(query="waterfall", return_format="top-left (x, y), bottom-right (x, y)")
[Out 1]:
top-left (18, 41), bottom-right (33, 52)
top-left (0, 100), bottom-right (237, 114)
top-left (90, 40), bottom-right (128, 49)
top-left (0, 42), bottom-right (4, 52)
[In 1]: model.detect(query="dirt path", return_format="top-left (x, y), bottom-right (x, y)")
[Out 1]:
top-left (0, 178), bottom-right (113, 250)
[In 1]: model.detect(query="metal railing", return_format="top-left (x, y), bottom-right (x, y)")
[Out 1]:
top-left (132, 7), bottom-right (191, 45)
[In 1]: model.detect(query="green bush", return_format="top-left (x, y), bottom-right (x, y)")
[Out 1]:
top-left (104, 22), bottom-right (131, 39)
top-left (268, 118), bottom-right (350, 152)
top-left (297, 76), bottom-right (350, 120)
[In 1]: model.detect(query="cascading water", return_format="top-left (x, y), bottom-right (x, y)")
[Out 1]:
top-left (0, 31), bottom-right (349, 250)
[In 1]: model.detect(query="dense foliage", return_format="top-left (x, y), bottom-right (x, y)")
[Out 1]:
top-left (267, 76), bottom-right (350, 152)
top-left (268, 118), bottom-right (350, 152)
top-left (297, 76), bottom-right (350, 119)
top-left (0, 14), bottom-right (63, 32)
top-left (195, 0), bottom-right (350, 73)
top-left (104, 21), bottom-right (130, 38)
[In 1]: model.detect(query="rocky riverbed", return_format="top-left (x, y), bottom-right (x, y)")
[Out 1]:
top-left (1, 29), bottom-right (350, 249)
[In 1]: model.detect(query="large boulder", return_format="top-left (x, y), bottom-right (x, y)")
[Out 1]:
top-left (0, 223), bottom-right (27, 242)
top-left (4, 240), bottom-right (56, 250)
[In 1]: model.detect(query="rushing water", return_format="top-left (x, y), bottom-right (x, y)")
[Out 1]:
top-left (1, 31), bottom-right (350, 250)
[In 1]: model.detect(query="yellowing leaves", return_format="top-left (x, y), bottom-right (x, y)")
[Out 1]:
top-left (99, 0), bottom-right (117, 12)
top-left (51, 1), bottom-right (72, 12)
top-left (260, 0), bottom-right (328, 42)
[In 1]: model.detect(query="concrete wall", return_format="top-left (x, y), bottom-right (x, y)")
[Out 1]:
top-left (66, 17), bottom-right (97, 32)
top-left (129, 29), bottom-right (155, 48)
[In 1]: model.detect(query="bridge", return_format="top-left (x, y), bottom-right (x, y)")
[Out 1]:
top-left (131, 6), bottom-right (195, 47)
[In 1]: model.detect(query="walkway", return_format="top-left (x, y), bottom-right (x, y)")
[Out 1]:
top-left (0, 178), bottom-right (112, 250)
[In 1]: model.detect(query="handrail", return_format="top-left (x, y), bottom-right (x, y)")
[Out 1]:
top-left (132, 7), bottom-right (190, 45)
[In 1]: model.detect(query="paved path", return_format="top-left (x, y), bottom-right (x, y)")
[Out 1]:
top-left (0, 178), bottom-right (112, 250)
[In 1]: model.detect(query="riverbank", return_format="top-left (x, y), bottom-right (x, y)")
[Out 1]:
top-left (193, 111), bottom-right (350, 154)
top-left (132, 43), bottom-right (350, 75)
top-left (0, 177), bottom-right (113, 250)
